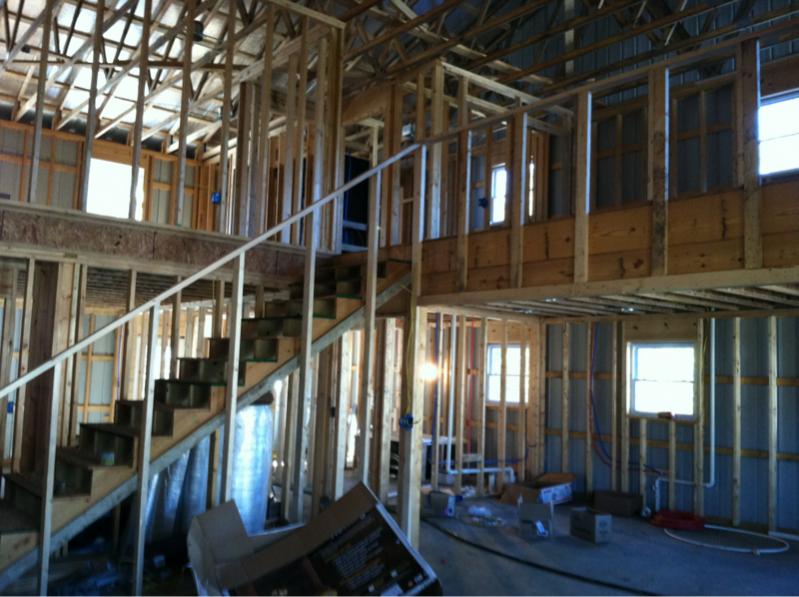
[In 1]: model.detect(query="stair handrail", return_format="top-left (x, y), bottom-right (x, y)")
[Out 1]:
top-left (0, 142), bottom-right (419, 403)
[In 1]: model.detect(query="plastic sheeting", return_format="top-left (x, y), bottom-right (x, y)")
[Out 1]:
top-left (141, 404), bottom-right (273, 542)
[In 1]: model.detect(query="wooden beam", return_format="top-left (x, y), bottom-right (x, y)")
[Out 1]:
top-left (131, 304), bottom-right (160, 596)
top-left (648, 66), bottom-right (670, 276)
top-left (585, 322), bottom-right (593, 493)
top-left (477, 317), bottom-right (487, 494)
top-left (611, 321), bottom-right (619, 490)
top-left (455, 78), bottom-right (471, 292)
top-left (498, 319), bottom-right (507, 488)
top-left (265, 0), bottom-right (344, 29)
top-left (738, 39), bottom-right (762, 269)
top-left (732, 316), bottom-right (741, 526)
top-left (77, 0), bottom-right (103, 212)
top-left (175, 0), bottom-right (196, 227)
top-left (561, 323), bottom-right (570, 472)
top-left (516, 323), bottom-right (527, 481)
top-left (399, 143), bottom-right (426, 547)
top-left (220, 255), bottom-right (244, 502)
top-left (767, 315), bottom-right (778, 531)
top-left (218, 0), bottom-right (235, 233)
top-left (428, 61), bottom-right (444, 239)
top-left (454, 315), bottom-right (466, 492)
top-left (280, 53), bottom-right (298, 244)
top-left (694, 319), bottom-right (705, 515)
top-left (358, 127), bottom-right (380, 486)
top-left (129, 0), bottom-right (151, 220)
top-left (510, 112), bottom-right (528, 288)
top-left (26, 0), bottom-right (56, 204)
top-left (573, 91), bottom-right (591, 283)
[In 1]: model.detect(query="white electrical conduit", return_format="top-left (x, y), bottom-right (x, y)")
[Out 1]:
top-left (654, 318), bottom-right (716, 512)
top-left (664, 524), bottom-right (790, 555)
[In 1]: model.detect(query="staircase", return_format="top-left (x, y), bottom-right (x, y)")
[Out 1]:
top-left (0, 258), bottom-right (409, 589)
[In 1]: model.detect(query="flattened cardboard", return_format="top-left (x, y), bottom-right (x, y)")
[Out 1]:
top-left (193, 483), bottom-right (439, 596)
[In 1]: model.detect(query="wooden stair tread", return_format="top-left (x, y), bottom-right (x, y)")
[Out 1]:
top-left (0, 504), bottom-right (36, 534)
top-left (80, 423), bottom-right (138, 438)
top-left (4, 473), bottom-right (87, 500)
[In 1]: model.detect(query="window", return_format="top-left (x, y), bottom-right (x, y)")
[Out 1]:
top-left (86, 158), bottom-right (144, 220)
top-left (490, 164), bottom-right (507, 224)
top-left (629, 342), bottom-right (695, 417)
top-left (527, 159), bottom-right (535, 219)
top-left (486, 344), bottom-right (528, 404)
top-left (759, 95), bottom-right (799, 175)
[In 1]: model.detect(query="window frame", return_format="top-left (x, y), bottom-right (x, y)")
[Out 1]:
top-left (485, 342), bottom-right (528, 406)
top-left (627, 339), bottom-right (696, 420)
top-left (759, 91), bottom-right (799, 179)
top-left (489, 163), bottom-right (508, 226)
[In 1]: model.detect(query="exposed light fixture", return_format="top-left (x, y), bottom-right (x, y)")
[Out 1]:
top-left (420, 362), bottom-right (439, 382)
top-left (621, 306), bottom-right (636, 313)
top-left (544, 297), bottom-right (558, 303)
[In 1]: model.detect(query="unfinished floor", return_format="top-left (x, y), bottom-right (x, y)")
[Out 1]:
top-left (419, 499), bottom-right (799, 596)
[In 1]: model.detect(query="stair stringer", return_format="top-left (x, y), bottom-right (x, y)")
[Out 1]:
top-left (0, 272), bottom-right (410, 591)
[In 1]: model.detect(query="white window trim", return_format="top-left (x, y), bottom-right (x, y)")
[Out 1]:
top-left (626, 339), bottom-right (697, 421)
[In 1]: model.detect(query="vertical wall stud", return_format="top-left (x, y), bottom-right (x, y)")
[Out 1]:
top-left (767, 315), bottom-right (778, 531)
top-left (561, 323), bottom-right (570, 472)
top-left (573, 91), bottom-right (592, 283)
top-left (738, 39), bottom-right (762, 269)
top-left (732, 317), bottom-right (742, 526)
top-left (648, 66), bottom-right (670, 276)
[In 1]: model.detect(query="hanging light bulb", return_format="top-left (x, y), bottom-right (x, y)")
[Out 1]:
top-left (420, 362), bottom-right (439, 382)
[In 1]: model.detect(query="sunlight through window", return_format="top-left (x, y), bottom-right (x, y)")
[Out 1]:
top-left (86, 158), bottom-right (144, 220)
top-left (759, 96), bottom-right (799, 175)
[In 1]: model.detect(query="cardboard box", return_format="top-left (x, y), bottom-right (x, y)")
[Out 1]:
top-left (518, 500), bottom-right (554, 540)
top-left (501, 472), bottom-right (575, 506)
top-left (570, 507), bottom-right (612, 544)
top-left (428, 491), bottom-right (456, 518)
top-left (188, 483), bottom-right (439, 596)
top-left (593, 490), bottom-right (643, 517)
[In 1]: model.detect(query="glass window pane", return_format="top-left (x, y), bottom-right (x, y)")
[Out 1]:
top-left (630, 342), bottom-right (694, 416)
top-left (634, 345), bottom-right (693, 381)
top-left (633, 381), bottom-right (694, 416)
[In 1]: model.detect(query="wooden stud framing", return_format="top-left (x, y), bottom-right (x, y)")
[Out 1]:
top-left (374, 318), bottom-right (396, 502)
top-left (669, 419), bottom-right (677, 508)
top-left (516, 324), bottom-right (527, 481)
top-left (217, 0), bottom-right (235, 233)
top-left (175, 0), bottom-right (195, 226)
top-left (454, 315), bottom-right (466, 493)
top-left (509, 113), bottom-right (528, 288)
top-left (399, 144), bottom-right (426, 548)
top-left (525, 319), bottom-right (541, 479)
top-left (132, 304), bottom-right (160, 596)
top-left (220, 255), bottom-right (244, 503)
top-left (428, 61), bottom-right (444, 239)
top-left (456, 78), bottom-right (471, 291)
top-left (561, 323), bottom-right (570, 472)
top-left (767, 315), bottom-right (778, 531)
top-left (639, 418), bottom-right (647, 498)
top-left (121, 271), bottom-right (137, 400)
top-left (498, 320), bottom-right (508, 487)
top-left (358, 134), bottom-right (381, 486)
top-left (738, 39), bottom-right (762, 269)
top-left (573, 91), bottom-right (592, 283)
top-left (130, 0), bottom-right (151, 220)
top-left (732, 316), bottom-right (742, 526)
top-left (648, 66), bottom-right (669, 276)
top-left (694, 319), bottom-right (705, 515)
top-left (170, 278), bottom-right (182, 376)
top-left (585, 322), bottom-right (593, 493)
top-left (621, 323), bottom-right (629, 492)
top-left (476, 318), bottom-right (487, 494)
top-left (611, 322), bottom-right (619, 490)
top-left (78, 0), bottom-right (103, 212)
top-left (26, 0), bottom-right (55, 204)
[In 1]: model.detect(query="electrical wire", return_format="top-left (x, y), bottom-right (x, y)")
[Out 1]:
top-left (421, 517), bottom-right (659, 596)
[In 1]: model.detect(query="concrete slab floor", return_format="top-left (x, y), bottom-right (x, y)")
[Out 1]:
top-left (418, 499), bottom-right (799, 596)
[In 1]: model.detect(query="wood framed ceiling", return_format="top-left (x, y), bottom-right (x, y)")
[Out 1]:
top-left (0, 0), bottom-right (796, 151)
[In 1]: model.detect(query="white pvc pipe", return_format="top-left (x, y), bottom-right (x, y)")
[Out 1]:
top-left (654, 317), bottom-right (716, 512)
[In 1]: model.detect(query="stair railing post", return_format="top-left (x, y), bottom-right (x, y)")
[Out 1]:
top-left (289, 204), bottom-right (320, 522)
top-left (37, 361), bottom-right (62, 596)
top-left (132, 304), bottom-right (161, 596)
top-left (358, 170), bottom-right (381, 485)
top-left (220, 254), bottom-right (245, 502)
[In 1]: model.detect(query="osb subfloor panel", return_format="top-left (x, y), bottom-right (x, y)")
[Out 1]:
top-left (420, 499), bottom-right (799, 596)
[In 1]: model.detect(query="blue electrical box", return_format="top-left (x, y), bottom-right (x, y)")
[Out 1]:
top-left (211, 191), bottom-right (222, 205)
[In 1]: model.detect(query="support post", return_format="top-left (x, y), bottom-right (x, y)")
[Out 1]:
top-left (175, 0), bottom-right (196, 227)
top-left (767, 315), bottom-right (778, 531)
top-left (170, 279), bottom-right (182, 376)
top-left (732, 317), bottom-right (742, 526)
top-left (561, 323), bottom-right (570, 471)
top-left (220, 255), bottom-right (244, 502)
top-left (357, 164), bottom-right (381, 485)
top-left (130, 0), bottom-right (151, 219)
top-left (510, 113), bottom-right (528, 288)
top-left (454, 315), bottom-right (466, 493)
top-left (132, 304), bottom-right (160, 596)
top-left (648, 66), bottom-right (670, 276)
top-left (738, 39), bottom-right (762, 269)
top-left (27, 0), bottom-right (55, 204)
top-left (573, 91), bottom-right (592, 283)
top-left (399, 144), bottom-right (427, 547)
top-left (585, 322), bottom-right (593, 493)
top-left (477, 318), bottom-right (487, 494)
top-left (456, 79), bottom-right (471, 291)
top-left (78, 0), bottom-right (104, 212)
top-left (498, 320), bottom-right (507, 487)
top-left (694, 319), bottom-right (705, 515)
top-left (217, 0), bottom-right (235, 233)
top-left (37, 362), bottom-right (62, 596)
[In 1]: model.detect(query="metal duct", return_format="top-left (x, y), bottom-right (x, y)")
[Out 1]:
top-left (140, 404), bottom-right (273, 542)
